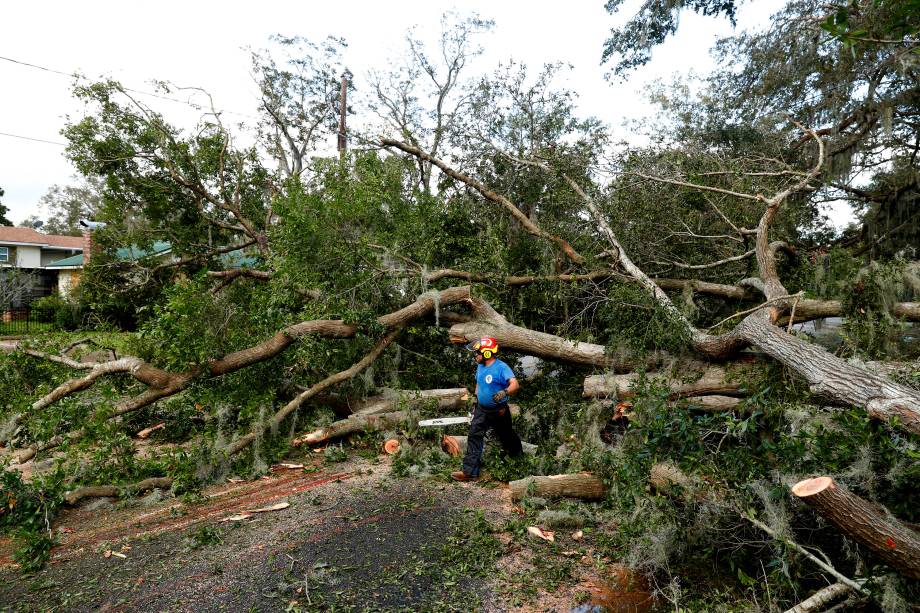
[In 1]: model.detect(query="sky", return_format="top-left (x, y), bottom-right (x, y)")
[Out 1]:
top-left (2, 0), bottom-right (848, 230)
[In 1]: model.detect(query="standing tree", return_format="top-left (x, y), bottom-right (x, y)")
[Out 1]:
top-left (368, 11), bottom-right (494, 193)
top-left (38, 178), bottom-right (103, 236)
top-left (0, 186), bottom-right (11, 226)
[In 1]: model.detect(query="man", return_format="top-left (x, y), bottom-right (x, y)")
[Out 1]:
top-left (451, 336), bottom-right (523, 482)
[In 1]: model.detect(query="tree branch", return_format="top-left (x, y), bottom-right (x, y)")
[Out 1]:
top-left (380, 138), bottom-right (585, 265)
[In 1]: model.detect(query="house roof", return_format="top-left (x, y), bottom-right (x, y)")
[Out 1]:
top-left (0, 227), bottom-right (83, 249)
top-left (116, 241), bottom-right (173, 261)
top-left (45, 241), bottom-right (261, 271)
top-left (45, 241), bottom-right (172, 269)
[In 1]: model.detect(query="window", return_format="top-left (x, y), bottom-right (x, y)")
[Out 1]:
top-left (0, 247), bottom-right (8, 263)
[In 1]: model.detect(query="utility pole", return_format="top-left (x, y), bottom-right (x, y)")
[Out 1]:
top-left (337, 73), bottom-right (348, 155)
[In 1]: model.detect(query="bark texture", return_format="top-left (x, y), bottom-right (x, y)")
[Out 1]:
top-left (448, 297), bottom-right (661, 371)
top-left (792, 477), bottom-right (920, 580)
top-left (783, 582), bottom-right (853, 613)
top-left (739, 317), bottom-right (920, 434)
top-left (583, 366), bottom-right (745, 399)
top-left (509, 473), bottom-right (608, 501)
top-left (64, 476), bottom-right (174, 505)
top-left (292, 411), bottom-right (408, 447)
top-left (349, 388), bottom-right (469, 417)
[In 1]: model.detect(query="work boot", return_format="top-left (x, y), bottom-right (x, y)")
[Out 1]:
top-left (451, 471), bottom-right (478, 482)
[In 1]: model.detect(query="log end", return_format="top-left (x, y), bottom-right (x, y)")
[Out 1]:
top-left (442, 435), bottom-right (463, 457)
top-left (383, 438), bottom-right (401, 455)
top-left (791, 476), bottom-right (835, 498)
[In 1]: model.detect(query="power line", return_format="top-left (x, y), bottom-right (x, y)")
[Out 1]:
top-left (0, 131), bottom-right (66, 146)
top-left (0, 54), bottom-right (260, 120)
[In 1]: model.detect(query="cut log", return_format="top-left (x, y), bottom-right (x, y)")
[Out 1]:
top-left (442, 435), bottom-right (464, 457)
top-left (440, 435), bottom-right (537, 457)
top-left (583, 366), bottom-right (744, 399)
top-left (509, 473), bottom-right (607, 501)
top-left (783, 582), bottom-right (855, 613)
top-left (791, 476), bottom-right (920, 580)
top-left (292, 411), bottom-right (407, 447)
top-left (684, 395), bottom-right (744, 412)
top-left (350, 388), bottom-right (469, 417)
top-left (64, 476), bottom-right (173, 505)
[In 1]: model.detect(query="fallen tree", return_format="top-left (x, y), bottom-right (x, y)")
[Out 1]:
top-left (792, 477), bottom-right (920, 580)
top-left (292, 411), bottom-right (408, 447)
top-left (385, 130), bottom-right (920, 436)
top-left (348, 388), bottom-right (469, 417)
top-left (7, 287), bottom-right (472, 463)
top-left (583, 366), bottom-right (746, 399)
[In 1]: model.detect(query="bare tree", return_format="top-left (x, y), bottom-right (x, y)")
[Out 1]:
top-left (368, 11), bottom-right (493, 193)
top-left (0, 268), bottom-right (35, 308)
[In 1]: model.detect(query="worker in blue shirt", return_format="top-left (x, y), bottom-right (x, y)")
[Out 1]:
top-left (452, 336), bottom-right (523, 481)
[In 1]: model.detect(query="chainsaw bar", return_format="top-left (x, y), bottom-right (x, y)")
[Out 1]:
top-left (418, 415), bottom-right (471, 427)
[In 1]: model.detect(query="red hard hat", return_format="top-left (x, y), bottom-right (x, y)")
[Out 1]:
top-left (465, 336), bottom-right (499, 358)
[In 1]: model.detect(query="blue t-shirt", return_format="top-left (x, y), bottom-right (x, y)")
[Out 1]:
top-left (476, 359), bottom-right (516, 408)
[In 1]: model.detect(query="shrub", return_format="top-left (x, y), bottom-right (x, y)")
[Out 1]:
top-left (30, 295), bottom-right (83, 331)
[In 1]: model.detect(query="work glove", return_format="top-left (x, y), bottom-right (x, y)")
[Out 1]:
top-left (492, 389), bottom-right (508, 404)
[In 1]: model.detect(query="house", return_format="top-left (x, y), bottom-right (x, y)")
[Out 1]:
top-left (44, 240), bottom-right (173, 298)
top-left (3, 224), bottom-right (254, 304)
top-left (0, 227), bottom-right (83, 305)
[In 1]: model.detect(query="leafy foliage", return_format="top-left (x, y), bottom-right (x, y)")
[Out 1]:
top-left (0, 186), bottom-right (10, 226)
top-left (602, 0), bottom-right (739, 75)
top-left (0, 470), bottom-right (63, 572)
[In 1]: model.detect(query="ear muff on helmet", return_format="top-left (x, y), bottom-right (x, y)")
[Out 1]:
top-left (482, 349), bottom-right (493, 359)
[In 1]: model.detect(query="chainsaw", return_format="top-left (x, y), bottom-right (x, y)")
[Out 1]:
top-left (418, 413), bottom-right (472, 427)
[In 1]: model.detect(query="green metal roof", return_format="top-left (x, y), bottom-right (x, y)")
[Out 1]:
top-left (44, 254), bottom-right (83, 268)
top-left (45, 242), bottom-right (259, 270)
top-left (116, 241), bottom-right (172, 261)
top-left (45, 241), bottom-right (172, 268)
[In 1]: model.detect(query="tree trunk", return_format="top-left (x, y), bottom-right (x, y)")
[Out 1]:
top-left (583, 366), bottom-right (745, 399)
top-left (64, 476), bottom-right (174, 505)
top-left (596, 395), bottom-right (745, 413)
top-left (684, 395), bottom-right (744, 412)
top-left (791, 476), bottom-right (920, 580)
top-left (739, 317), bottom-right (920, 435)
top-left (449, 297), bottom-right (662, 371)
top-left (509, 473), bottom-right (607, 501)
top-left (292, 411), bottom-right (407, 447)
top-left (783, 582), bottom-right (854, 613)
top-left (441, 435), bottom-right (537, 457)
top-left (350, 388), bottom-right (469, 417)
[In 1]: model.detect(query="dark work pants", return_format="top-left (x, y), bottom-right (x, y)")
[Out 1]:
top-left (461, 403), bottom-right (523, 477)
